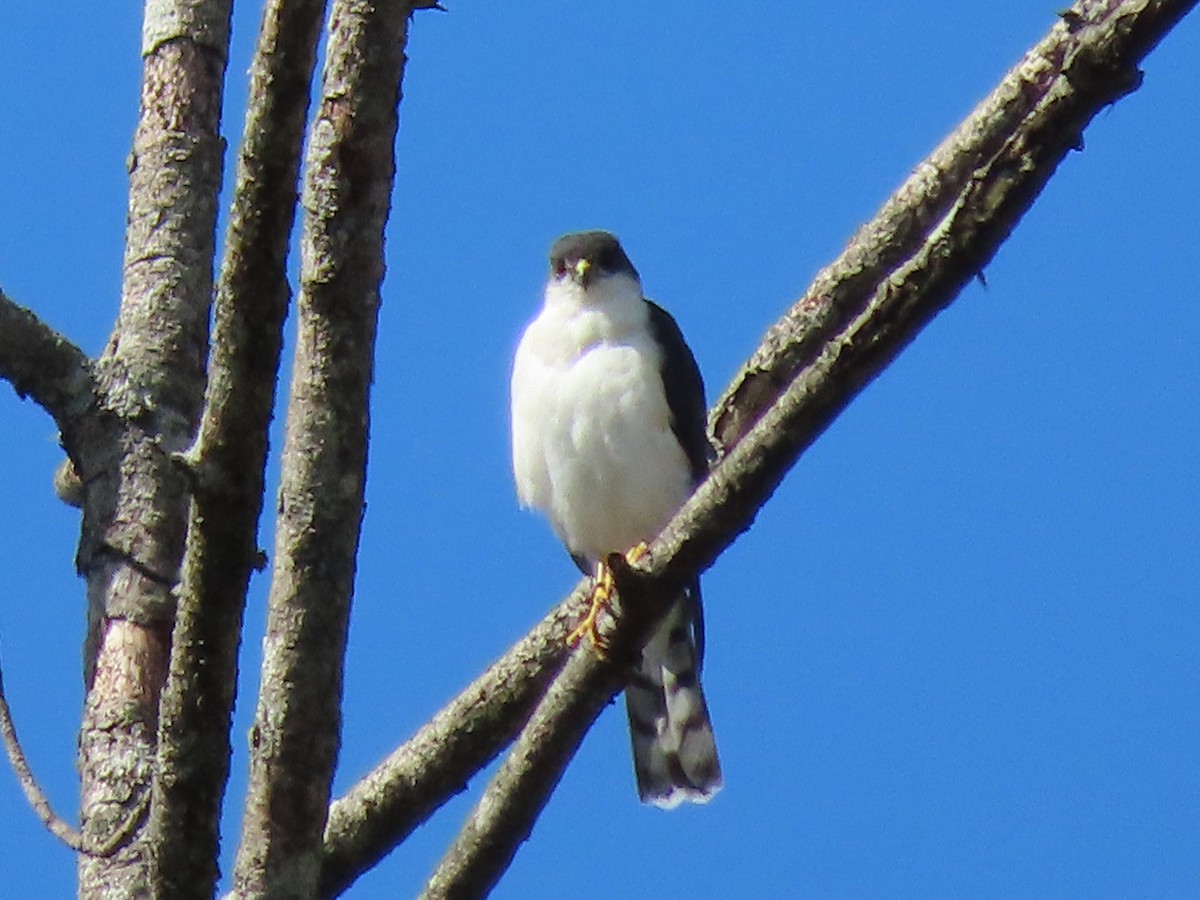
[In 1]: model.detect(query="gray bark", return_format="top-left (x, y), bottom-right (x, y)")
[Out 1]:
top-left (148, 0), bottom-right (327, 895)
top-left (231, 2), bottom-right (416, 895)
top-left (77, 1), bottom-right (231, 897)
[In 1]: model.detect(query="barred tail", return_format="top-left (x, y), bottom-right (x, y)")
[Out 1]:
top-left (624, 595), bottom-right (722, 808)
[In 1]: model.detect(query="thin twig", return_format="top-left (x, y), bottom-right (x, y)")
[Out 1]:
top-left (0, 649), bottom-right (147, 857)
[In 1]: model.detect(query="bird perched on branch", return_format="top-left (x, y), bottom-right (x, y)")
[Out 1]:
top-left (511, 230), bottom-right (722, 807)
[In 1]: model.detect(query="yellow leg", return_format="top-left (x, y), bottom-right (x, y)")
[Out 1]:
top-left (566, 543), bottom-right (649, 655)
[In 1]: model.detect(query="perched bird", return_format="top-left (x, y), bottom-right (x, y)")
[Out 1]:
top-left (511, 230), bottom-right (722, 807)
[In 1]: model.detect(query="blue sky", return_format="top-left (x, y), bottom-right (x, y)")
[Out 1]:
top-left (2, 3), bottom-right (1198, 897)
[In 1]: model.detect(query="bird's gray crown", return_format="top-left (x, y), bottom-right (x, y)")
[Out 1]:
top-left (549, 230), bottom-right (640, 284)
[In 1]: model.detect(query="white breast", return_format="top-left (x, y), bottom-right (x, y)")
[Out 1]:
top-left (511, 273), bottom-right (693, 563)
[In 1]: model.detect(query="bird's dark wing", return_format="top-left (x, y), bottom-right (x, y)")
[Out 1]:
top-left (570, 551), bottom-right (591, 576)
top-left (646, 299), bottom-right (711, 665)
top-left (645, 300), bottom-right (711, 485)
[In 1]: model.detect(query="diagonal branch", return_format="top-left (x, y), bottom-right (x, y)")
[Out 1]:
top-left (148, 0), bottom-right (329, 895)
top-left (0, 288), bottom-right (93, 428)
top-left (420, 641), bottom-right (627, 900)
top-left (231, 1), bottom-right (420, 895)
top-left (710, 0), bottom-right (1194, 449)
top-left (318, 587), bottom-right (587, 896)
top-left (399, 1), bottom-right (1197, 895)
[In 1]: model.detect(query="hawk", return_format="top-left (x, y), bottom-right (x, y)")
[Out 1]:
top-left (510, 230), bottom-right (722, 807)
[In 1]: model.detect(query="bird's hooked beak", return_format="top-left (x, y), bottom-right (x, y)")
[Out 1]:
top-left (572, 257), bottom-right (592, 285)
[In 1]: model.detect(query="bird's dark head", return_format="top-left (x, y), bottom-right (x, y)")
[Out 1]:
top-left (548, 230), bottom-right (640, 289)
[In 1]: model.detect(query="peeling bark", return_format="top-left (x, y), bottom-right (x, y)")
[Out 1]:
top-left (76, 1), bottom-right (231, 897)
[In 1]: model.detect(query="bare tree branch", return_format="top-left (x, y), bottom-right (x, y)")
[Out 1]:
top-left (414, 548), bottom-right (695, 900)
top-left (231, 1), bottom-right (417, 894)
top-left (318, 587), bottom-right (587, 896)
top-left (663, 0), bottom-right (1197, 589)
top-left (420, 642), bottom-right (629, 900)
top-left (148, 0), bottom-right (328, 895)
top-left (710, 0), bottom-right (1195, 448)
top-left (76, 0), bottom-right (231, 895)
top-left (415, 551), bottom-right (692, 899)
top-left (0, 289), bottom-right (93, 429)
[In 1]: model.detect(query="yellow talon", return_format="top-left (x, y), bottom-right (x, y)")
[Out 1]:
top-left (624, 542), bottom-right (649, 565)
top-left (566, 543), bottom-right (650, 656)
top-left (567, 562), bottom-right (614, 656)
